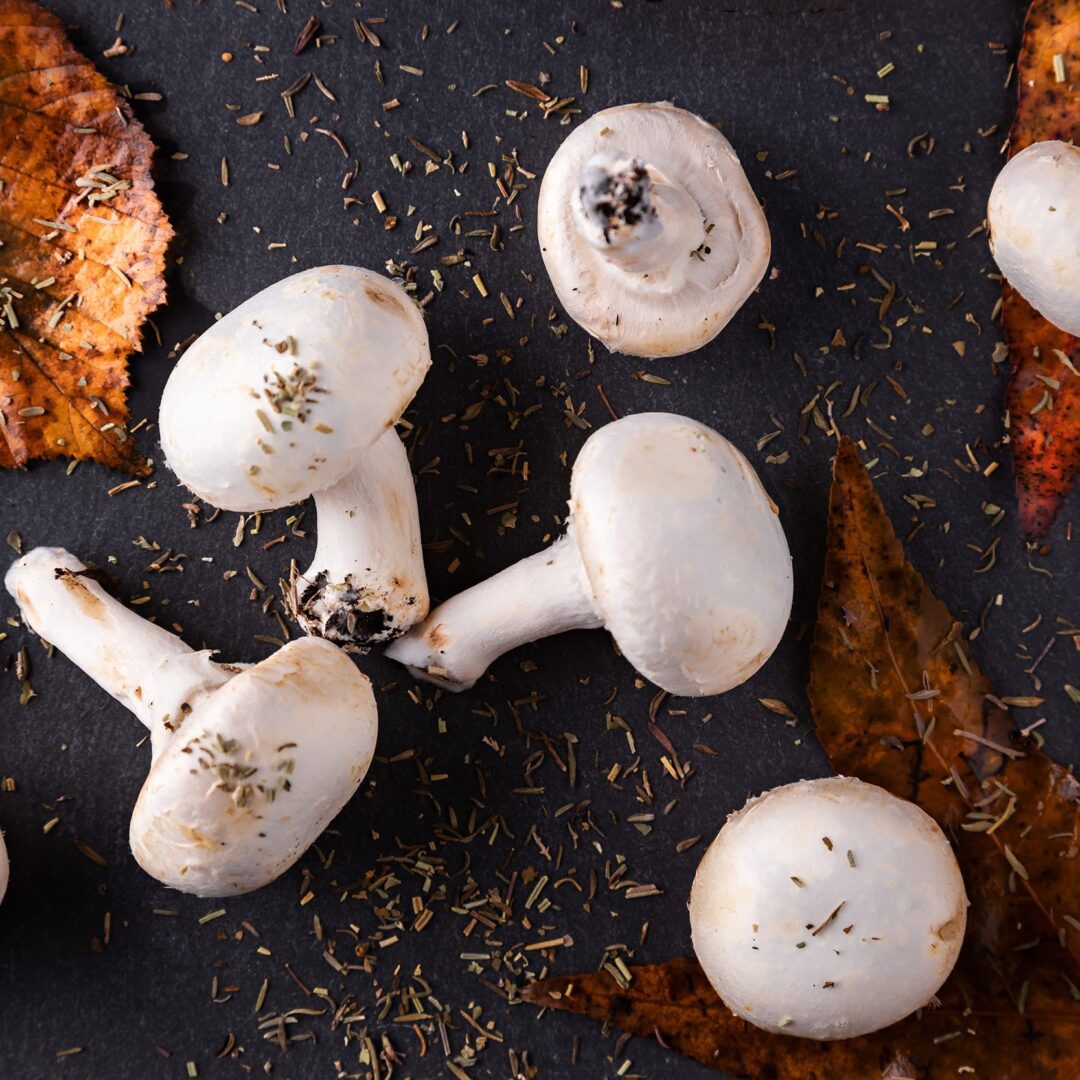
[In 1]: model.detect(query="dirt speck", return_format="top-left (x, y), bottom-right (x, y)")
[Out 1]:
top-left (60, 571), bottom-right (106, 620)
top-left (365, 284), bottom-right (405, 317)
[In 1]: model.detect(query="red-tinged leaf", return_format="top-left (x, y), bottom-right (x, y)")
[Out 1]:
top-left (521, 441), bottom-right (1080, 1078)
top-left (0, 0), bottom-right (172, 475)
top-left (1003, 0), bottom-right (1080, 537)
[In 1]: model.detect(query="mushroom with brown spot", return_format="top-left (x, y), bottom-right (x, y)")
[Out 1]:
top-left (387, 412), bottom-right (792, 696)
top-left (5, 546), bottom-right (378, 897)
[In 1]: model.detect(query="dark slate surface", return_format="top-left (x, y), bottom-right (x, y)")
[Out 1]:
top-left (1, 2), bottom-right (1075, 1078)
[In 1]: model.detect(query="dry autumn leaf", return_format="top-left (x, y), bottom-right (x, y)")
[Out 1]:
top-left (0, 0), bottom-right (172, 474)
top-left (1002, 0), bottom-right (1080, 538)
top-left (522, 440), bottom-right (1080, 1079)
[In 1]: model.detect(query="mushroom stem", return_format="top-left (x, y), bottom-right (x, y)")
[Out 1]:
top-left (290, 427), bottom-right (428, 648)
top-left (4, 548), bottom-right (231, 757)
top-left (574, 150), bottom-right (704, 277)
top-left (385, 533), bottom-right (602, 690)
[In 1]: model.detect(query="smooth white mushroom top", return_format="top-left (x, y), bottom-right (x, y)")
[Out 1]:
top-left (537, 102), bottom-right (770, 357)
top-left (159, 265), bottom-right (430, 512)
top-left (988, 139), bottom-right (1080, 336)
top-left (569, 413), bottom-right (791, 696)
top-left (131, 637), bottom-right (377, 897)
top-left (690, 776), bottom-right (968, 1040)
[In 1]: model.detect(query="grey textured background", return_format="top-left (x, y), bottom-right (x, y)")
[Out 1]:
top-left (1, 1), bottom-right (1076, 1078)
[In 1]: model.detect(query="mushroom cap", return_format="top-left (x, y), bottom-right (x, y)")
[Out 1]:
top-left (689, 776), bottom-right (968, 1040)
top-left (537, 102), bottom-right (770, 358)
top-left (130, 637), bottom-right (377, 897)
top-left (0, 830), bottom-right (8, 905)
top-left (569, 413), bottom-right (791, 696)
top-left (988, 140), bottom-right (1080, 336)
top-left (159, 265), bottom-right (430, 512)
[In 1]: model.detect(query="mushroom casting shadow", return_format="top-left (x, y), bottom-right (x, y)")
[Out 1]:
top-left (690, 777), bottom-right (968, 1040)
top-left (5, 547), bottom-right (378, 897)
top-left (988, 139), bottom-right (1080, 336)
top-left (387, 413), bottom-right (793, 697)
top-left (158, 265), bottom-right (431, 651)
top-left (537, 102), bottom-right (771, 358)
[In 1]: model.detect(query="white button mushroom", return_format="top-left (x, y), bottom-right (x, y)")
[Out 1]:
top-left (988, 140), bottom-right (1080, 335)
top-left (537, 102), bottom-right (770, 358)
top-left (159, 265), bottom-right (431, 649)
top-left (689, 776), bottom-right (968, 1040)
top-left (387, 412), bottom-right (792, 696)
top-left (5, 547), bottom-right (379, 897)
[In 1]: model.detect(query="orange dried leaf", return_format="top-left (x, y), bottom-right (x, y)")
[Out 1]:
top-left (0, 0), bottom-right (172, 475)
top-left (522, 441), bottom-right (1080, 1078)
top-left (1003, 0), bottom-right (1080, 537)
top-left (1012, 0), bottom-right (1080, 153)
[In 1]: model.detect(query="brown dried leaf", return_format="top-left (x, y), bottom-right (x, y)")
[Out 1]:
top-left (1003, 0), bottom-right (1080, 537)
top-left (0, 0), bottom-right (172, 475)
top-left (522, 440), bottom-right (1080, 1078)
top-left (522, 953), bottom-right (1078, 1079)
top-left (809, 441), bottom-right (1080, 1032)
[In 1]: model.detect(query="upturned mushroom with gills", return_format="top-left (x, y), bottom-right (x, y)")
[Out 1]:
top-left (988, 139), bottom-right (1080, 336)
top-left (159, 265), bottom-right (431, 650)
top-left (387, 412), bottom-right (793, 696)
top-left (537, 102), bottom-right (770, 358)
top-left (689, 777), bottom-right (968, 1040)
top-left (5, 547), bottom-right (379, 897)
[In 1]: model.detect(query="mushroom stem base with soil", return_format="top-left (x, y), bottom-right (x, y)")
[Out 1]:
top-left (576, 149), bottom-right (704, 281)
top-left (537, 102), bottom-right (771, 357)
top-left (385, 533), bottom-right (602, 691)
top-left (158, 265), bottom-right (433, 652)
top-left (288, 427), bottom-right (428, 649)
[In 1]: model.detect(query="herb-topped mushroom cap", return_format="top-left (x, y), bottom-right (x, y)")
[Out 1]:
top-left (159, 264), bottom-right (430, 512)
top-left (159, 266), bottom-right (432, 650)
top-left (988, 139), bottom-right (1080, 337)
top-left (6, 546), bottom-right (379, 897)
top-left (537, 102), bottom-right (770, 358)
top-left (130, 636), bottom-right (377, 897)
top-left (570, 412), bottom-right (791, 696)
top-left (689, 776), bottom-right (968, 1040)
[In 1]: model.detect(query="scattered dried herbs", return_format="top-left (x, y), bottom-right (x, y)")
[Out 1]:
top-left (523, 441), bottom-right (1079, 1077)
